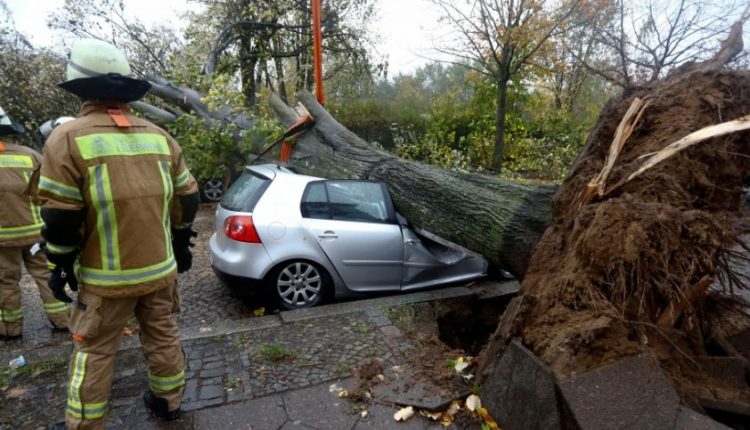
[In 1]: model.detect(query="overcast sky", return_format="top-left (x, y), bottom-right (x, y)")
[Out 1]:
top-left (5, 0), bottom-right (447, 76)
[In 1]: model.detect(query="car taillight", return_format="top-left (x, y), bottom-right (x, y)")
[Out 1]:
top-left (224, 215), bottom-right (262, 243)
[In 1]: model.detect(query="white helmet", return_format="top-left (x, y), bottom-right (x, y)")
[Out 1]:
top-left (0, 105), bottom-right (24, 136)
top-left (64, 39), bottom-right (132, 81)
top-left (58, 39), bottom-right (151, 102)
top-left (39, 117), bottom-right (76, 139)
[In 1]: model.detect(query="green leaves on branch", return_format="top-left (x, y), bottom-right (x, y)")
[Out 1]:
top-left (166, 73), bottom-right (282, 181)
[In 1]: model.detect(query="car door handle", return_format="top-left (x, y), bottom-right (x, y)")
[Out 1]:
top-left (318, 231), bottom-right (338, 239)
top-left (405, 239), bottom-right (419, 245)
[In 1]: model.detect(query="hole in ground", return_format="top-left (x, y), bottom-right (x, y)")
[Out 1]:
top-left (435, 295), bottom-right (513, 356)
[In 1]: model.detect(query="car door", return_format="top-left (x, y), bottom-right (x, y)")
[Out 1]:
top-left (301, 180), bottom-right (404, 291)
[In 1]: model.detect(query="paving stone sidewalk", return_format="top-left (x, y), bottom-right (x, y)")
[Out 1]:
top-left (1, 282), bottom-right (517, 429)
top-left (1, 204), bottom-right (261, 362)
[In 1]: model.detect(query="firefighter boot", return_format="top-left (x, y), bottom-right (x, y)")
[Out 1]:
top-left (143, 390), bottom-right (181, 421)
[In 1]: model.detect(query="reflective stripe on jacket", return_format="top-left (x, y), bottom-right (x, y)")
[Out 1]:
top-left (0, 141), bottom-right (44, 247)
top-left (39, 102), bottom-right (198, 298)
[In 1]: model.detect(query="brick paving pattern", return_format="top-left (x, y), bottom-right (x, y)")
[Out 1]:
top-left (1, 205), bottom-right (262, 360)
top-left (1, 308), bottom-right (417, 429)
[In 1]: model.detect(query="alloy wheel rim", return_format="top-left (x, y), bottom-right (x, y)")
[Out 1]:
top-left (277, 262), bottom-right (322, 307)
top-left (203, 179), bottom-right (224, 201)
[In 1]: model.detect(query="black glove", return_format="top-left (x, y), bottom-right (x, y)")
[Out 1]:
top-left (45, 249), bottom-right (79, 303)
top-left (172, 227), bottom-right (197, 273)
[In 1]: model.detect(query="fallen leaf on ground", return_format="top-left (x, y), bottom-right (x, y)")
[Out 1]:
top-left (465, 394), bottom-right (481, 411)
top-left (454, 357), bottom-right (469, 373)
top-left (329, 383), bottom-right (342, 393)
top-left (419, 410), bottom-right (442, 420)
top-left (337, 390), bottom-right (349, 398)
top-left (253, 307), bottom-right (265, 317)
top-left (122, 326), bottom-right (139, 336)
top-left (5, 387), bottom-right (27, 398)
top-left (360, 410), bottom-right (368, 418)
top-left (394, 406), bottom-right (414, 422)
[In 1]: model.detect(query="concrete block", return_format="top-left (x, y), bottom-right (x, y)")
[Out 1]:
top-left (558, 354), bottom-right (679, 430)
top-left (673, 406), bottom-right (731, 429)
top-left (481, 340), bottom-right (562, 430)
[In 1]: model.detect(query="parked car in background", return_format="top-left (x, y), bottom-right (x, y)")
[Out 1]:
top-left (199, 177), bottom-right (226, 202)
top-left (209, 164), bottom-right (488, 310)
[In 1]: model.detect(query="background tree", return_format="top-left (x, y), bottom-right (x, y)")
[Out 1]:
top-left (0, 0), bottom-right (78, 148)
top-left (49, 0), bottom-right (184, 75)
top-left (588, 0), bottom-right (745, 89)
top-left (195, 0), bottom-right (380, 108)
top-left (430, 0), bottom-right (584, 171)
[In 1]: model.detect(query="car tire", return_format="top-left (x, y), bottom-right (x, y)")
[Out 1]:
top-left (200, 178), bottom-right (225, 202)
top-left (266, 260), bottom-right (331, 310)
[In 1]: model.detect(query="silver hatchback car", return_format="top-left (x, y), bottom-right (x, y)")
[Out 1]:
top-left (209, 164), bottom-right (487, 310)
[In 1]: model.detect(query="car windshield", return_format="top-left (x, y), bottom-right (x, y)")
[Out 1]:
top-left (220, 169), bottom-right (271, 212)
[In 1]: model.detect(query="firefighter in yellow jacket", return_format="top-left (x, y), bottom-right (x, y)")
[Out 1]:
top-left (39, 39), bottom-right (200, 429)
top-left (0, 106), bottom-right (69, 339)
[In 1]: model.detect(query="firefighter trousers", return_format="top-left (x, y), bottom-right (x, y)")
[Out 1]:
top-left (0, 245), bottom-right (69, 337)
top-left (65, 283), bottom-right (184, 430)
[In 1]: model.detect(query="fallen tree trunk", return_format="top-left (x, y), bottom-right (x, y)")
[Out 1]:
top-left (269, 91), bottom-right (556, 278)
top-left (137, 74), bottom-right (556, 277)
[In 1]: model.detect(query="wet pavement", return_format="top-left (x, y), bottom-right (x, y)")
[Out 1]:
top-left (0, 280), bottom-right (517, 429)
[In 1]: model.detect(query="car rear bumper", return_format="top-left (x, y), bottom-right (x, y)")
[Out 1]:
top-left (209, 232), bottom-right (273, 280)
top-left (212, 265), bottom-right (264, 291)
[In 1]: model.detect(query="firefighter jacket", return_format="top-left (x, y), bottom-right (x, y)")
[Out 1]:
top-left (38, 102), bottom-right (199, 298)
top-left (0, 140), bottom-right (44, 247)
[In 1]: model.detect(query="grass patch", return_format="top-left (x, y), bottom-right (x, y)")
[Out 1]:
top-left (335, 362), bottom-right (352, 374)
top-left (223, 377), bottom-right (240, 391)
top-left (354, 322), bottom-right (370, 336)
top-left (382, 303), bottom-right (434, 331)
top-left (1, 354), bottom-right (68, 389)
top-left (256, 344), bottom-right (298, 363)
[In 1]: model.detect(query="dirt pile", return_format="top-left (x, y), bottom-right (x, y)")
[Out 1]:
top-left (485, 69), bottom-right (750, 408)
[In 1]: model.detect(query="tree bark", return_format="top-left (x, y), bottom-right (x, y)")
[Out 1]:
top-left (491, 77), bottom-right (509, 171)
top-left (271, 91), bottom-right (556, 278)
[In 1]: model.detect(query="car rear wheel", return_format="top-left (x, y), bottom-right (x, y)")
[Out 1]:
top-left (201, 178), bottom-right (225, 202)
top-left (269, 260), bottom-right (330, 310)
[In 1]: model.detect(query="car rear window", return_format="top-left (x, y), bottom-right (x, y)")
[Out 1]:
top-left (220, 170), bottom-right (271, 212)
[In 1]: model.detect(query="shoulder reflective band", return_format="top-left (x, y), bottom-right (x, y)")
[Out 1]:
top-left (79, 257), bottom-right (176, 286)
top-left (0, 154), bottom-right (33, 168)
top-left (89, 164), bottom-right (120, 271)
top-left (0, 222), bottom-right (44, 240)
top-left (76, 133), bottom-right (169, 160)
top-left (148, 369), bottom-right (186, 392)
top-left (174, 168), bottom-right (190, 189)
top-left (39, 176), bottom-right (84, 202)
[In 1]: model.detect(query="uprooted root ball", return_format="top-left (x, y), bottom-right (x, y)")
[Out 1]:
top-left (486, 69), bottom-right (750, 405)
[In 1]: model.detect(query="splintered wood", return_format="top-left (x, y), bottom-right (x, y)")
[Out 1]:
top-left (574, 97), bottom-right (648, 210)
